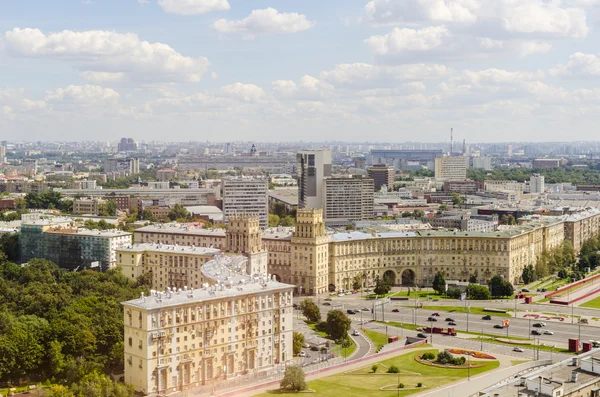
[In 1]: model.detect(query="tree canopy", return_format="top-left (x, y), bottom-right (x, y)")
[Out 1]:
top-left (299, 298), bottom-right (321, 323)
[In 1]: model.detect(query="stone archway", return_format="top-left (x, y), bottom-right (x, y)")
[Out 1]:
top-left (383, 270), bottom-right (396, 286)
top-left (272, 274), bottom-right (282, 282)
top-left (401, 269), bottom-right (415, 286)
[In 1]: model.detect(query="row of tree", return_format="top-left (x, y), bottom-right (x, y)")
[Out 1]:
top-left (433, 272), bottom-right (513, 299)
top-left (522, 241), bottom-right (577, 284)
top-left (298, 299), bottom-right (352, 342)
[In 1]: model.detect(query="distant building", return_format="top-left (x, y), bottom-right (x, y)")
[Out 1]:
top-left (156, 169), bottom-right (177, 181)
top-left (443, 180), bottom-right (481, 194)
top-left (118, 138), bottom-right (137, 152)
top-left (73, 198), bottom-right (106, 215)
top-left (323, 176), bottom-right (374, 221)
top-left (104, 158), bottom-right (140, 175)
top-left (80, 180), bottom-right (97, 190)
top-left (222, 177), bottom-right (268, 228)
top-left (297, 149), bottom-right (332, 209)
top-left (530, 174), bottom-right (545, 194)
top-left (471, 156), bottom-right (492, 170)
top-left (147, 181), bottom-right (170, 189)
top-left (533, 158), bottom-right (561, 168)
top-left (367, 164), bottom-right (395, 192)
top-left (434, 156), bottom-right (468, 181)
top-left (370, 149), bottom-right (443, 171)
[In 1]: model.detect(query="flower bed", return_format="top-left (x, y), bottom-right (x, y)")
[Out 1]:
top-left (446, 349), bottom-right (496, 359)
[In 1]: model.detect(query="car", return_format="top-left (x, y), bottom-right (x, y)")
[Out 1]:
top-left (306, 353), bottom-right (311, 358)
top-left (427, 317), bottom-right (438, 321)
top-left (417, 333), bottom-right (428, 338)
top-left (303, 343), bottom-right (310, 348)
top-left (445, 317), bottom-right (455, 322)
top-left (531, 330), bottom-right (542, 335)
top-left (494, 324), bottom-right (504, 329)
top-left (310, 346), bottom-right (320, 351)
top-left (543, 330), bottom-right (554, 335)
top-left (532, 323), bottom-right (544, 327)
top-left (431, 313), bottom-right (440, 316)
top-left (366, 288), bottom-right (372, 292)
top-left (352, 330), bottom-right (360, 336)
top-left (347, 309), bottom-right (356, 314)
top-left (449, 321), bottom-right (457, 326)
top-left (299, 351), bottom-right (306, 357)
top-left (293, 303), bottom-right (299, 309)
top-left (392, 308), bottom-right (400, 312)
top-left (324, 298), bottom-right (332, 301)
top-left (323, 302), bottom-right (331, 306)
top-left (541, 288), bottom-right (547, 292)
top-left (482, 315), bottom-right (492, 320)
top-left (513, 347), bottom-right (524, 352)
top-left (522, 288), bottom-right (530, 293)
top-left (338, 293), bottom-right (345, 297)
top-left (362, 307), bottom-right (370, 311)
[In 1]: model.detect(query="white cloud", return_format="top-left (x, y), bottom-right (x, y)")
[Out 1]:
top-left (80, 71), bottom-right (126, 83)
top-left (320, 63), bottom-right (450, 88)
top-left (364, 0), bottom-right (479, 25)
top-left (45, 85), bottom-right (120, 104)
top-left (157, 0), bottom-right (230, 15)
top-left (550, 52), bottom-right (600, 78)
top-left (211, 72), bottom-right (218, 80)
top-left (0, 88), bottom-right (46, 113)
top-left (365, 26), bottom-right (450, 55)
top-left (478, 38), bottom-right (552, 56)
top-left (4, 28), bottom-right (210, 82)
top-left (272, 75), bottom-right (333, 99)
top-left (212, 8), bottom-right (314, 38)
top-left (217, 83), bottom-right (265, 102)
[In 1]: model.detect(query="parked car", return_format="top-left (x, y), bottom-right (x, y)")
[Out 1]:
top-left (299, 351), bottom-right (306, 357)
top-left (303, 343), bottom-right (310, 348)
top-left (543, 330), bottom-right (554, 335)
top-left (494, 324), bottom-right (504, 329)
top-left (347, 309), bottom-right (356, 315)
top-left (449, 321), bottom-right (457, 326)
top-left (522, 288), bottom-right (530, 292)
top-left (431, 313), bottom-right (440, 316)
top-left (513, 347), bottom-right (524, 352)
top-left (392, 308), bottom-right (400, 312)
top-left (417, 333), bottom-right (428, 338)
top-left (352, 330), bottom-right (360, 336)
top-left (310, 346), bottom-right (320, 351)
top-left (531, 329), bottom-right (542, 335)
top-left (445, 317), bottom-right (455, 322)
top-left (323, 302), bottom-right (331, 306)
top-left (427, 317), bottom-right (438, 322)
top-left (541, 288), bottom-right (547, 292)
top-left (324, 298), bottom-right (332, 301)
top-left (532, 323), bottom-right (544, 327)
top-left (482, 315), bottom-right (492, 320)
top-left (361, 307), bottom-right (370, 311)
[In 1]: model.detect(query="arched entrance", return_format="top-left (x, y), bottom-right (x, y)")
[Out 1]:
top-left (383, 270), bottom-right (396, 286)
top-left (401, 269), bottom-right (415, 286)
top-left (272, 274), bottom-right (282, 282)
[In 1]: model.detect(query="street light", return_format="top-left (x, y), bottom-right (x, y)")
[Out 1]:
top-left (429, 318), bottom-right (433, 344)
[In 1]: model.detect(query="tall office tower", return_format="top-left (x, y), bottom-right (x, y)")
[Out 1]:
top-left (323, 176), bottom-right (374, 221)
top-left (290, 209), bottom-right (329, 295)
top-left (434, 156), bottom-right (468, 181)
top-left (222, 177), bottom-right (268, 228)
top-left (367, 164), bottom-right (394, 191)
top-left (530, 174), bottom-right (545, 194)
top-left (297, 149), bottom-right (332, 209)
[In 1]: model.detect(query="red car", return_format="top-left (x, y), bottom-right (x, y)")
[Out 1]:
top-left (431, 313), bottom-right (440, 317)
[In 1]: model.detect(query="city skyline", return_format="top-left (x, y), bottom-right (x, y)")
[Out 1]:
top-left (3, 1), bottom-right (600, 142)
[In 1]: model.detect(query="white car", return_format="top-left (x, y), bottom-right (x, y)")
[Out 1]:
top-left (352, 330), bottom-right (360, 336)
top-left (543, 330), bottom-right (554, 335)
top-left (299, 351), bottom-right (306, 357)
top-left (513, 347), bottom-right (524, 352)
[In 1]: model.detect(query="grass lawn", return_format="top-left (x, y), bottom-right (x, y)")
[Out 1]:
top-left (580, 295), bottom-right (600, 309)
top-left (392, 290), bottom-right (449, 301)
top-left (376, 321), bottom-right (528, 341)
top-left (363, 329), bottom-right (388, 351)
top-left (418, 306), bottom-right (511, 317)
top-left (257, 349), bottom-right (499, 396)
top-left (305, 322), bottom-right (356, 358)
top-left (306, 322), bottom-right (328, 338)
top-left (364, 292), bottom-right (395, 299)
top-left (511, 360), bottom-right (531, 365)
top-left (473, 338), bottom-right (572, 354)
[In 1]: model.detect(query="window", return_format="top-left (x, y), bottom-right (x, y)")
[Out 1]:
top-left (128, 337), bottom-right (132, 347)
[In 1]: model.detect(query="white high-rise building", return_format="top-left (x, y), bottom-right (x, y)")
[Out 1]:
top-left (434, 156), bottom-right (468, 181)
top-left (297, 149), bottom-right (332, 209)
top-left (472, 156), bottom-right (492, 170)
top-left (222, 177), bottom-right (268, 228)
top-left (530, 174), bottom-right (545, 194)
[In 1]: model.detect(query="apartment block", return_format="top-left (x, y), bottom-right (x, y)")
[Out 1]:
top-left (323, 176), bottom-right (374, 221)
top-left (104, 158), bottom-right (140, 175)
top-left (73, 198), bottom-right (106, 215)
top-left (367, 164), bottom-right (394, 192)
top-left (297, 149), bottom-right (332, 209)
top-left (122, 255), bottom-right (294, 395)
top-left (222, 177), bottom-right (268, 228)
top-left (434, 156), bottom-right (468, 181)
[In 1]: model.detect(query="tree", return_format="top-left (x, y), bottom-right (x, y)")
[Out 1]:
top-left (292, 332), bottom-right (304, 356)
top-left (268, 214), bottom-right (280, 227)
top-left (325, 310), bottom-right (352, 341)
top-left (141, 209), bottom-right (156, 222)
top-left (451, 192), bottom-right (463, 206)
top-left (466, 283), bottom-right (490, 300)
top-left (562, 241), bottom-right (576, 268)
top-left (535, 254), bottom-right (550, 279)
top-left (468, 274), bottom-right (478, 284)
top-left (489, 275), bottom-right (514, 298)
top-left (352, 274), bottom-right (362, 291)
top-left (371, 364), bottom-right (378, 373)
top-left (280, 366), bottom-right (307, 392)
top-left (522, 264), bottom-right (535, 284)
top-left (299, 299), bottom-right (321, 323)
top-left (0, 233), bottom-right (19, 261)
top-left (439, 204), bottom-right (449, 211)
top-left (387, 365), bottom-right (400, 373)
top-left (280, 215), bottom-right (295, 226)
top-left (168, 204), bottom-right (189, 221)
top-left (446, 288), bottom-right (462, 299)
top-left (374, 275), bottom-right (390, 295)
top-left (432, 272), bottom-right (446, 295)
top-left (413, 209), bottom-right (425, 218)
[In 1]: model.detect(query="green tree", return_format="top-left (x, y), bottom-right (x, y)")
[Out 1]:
top-left (535, 253), bottom-right (550, 279)
top-left (352, 274), bottom-right (362, 291)
top-left (522, 264), bottom-right (535, 284)
top-left (280, 215), bottom-right (295, 226)
top-left (451, 192), bottom-right (463, 206)
top-left (562, 240), bottom-right (576, 268)
top-left (268, 214), bottom-right (280, 227)
top-left (292, 332), bottom-right (304, 356)
top-left (168, 204), bottom-right (189, 221)
top-left (325, 310), bottom-right (352, 341)
top-left (0, 233), bottom-right (19, 261)
top-left (374, 275), bottom-right (390, 295)
top-left (489, 275), bottom-right (513, 298)
top-left (432, 272), bottom-right (446, 295)
top-left (299, 298), bottom-right (321, 323)
top-left (141, 209), bottom-right (156, 222)
top-left (280, 366), bottom-right (307, 392)
top-left (439, 204), bottom-right (449, 211)
top-left (466, 283), bottom-right (490, 300)
top-left (468, 274), bottom-right (477, 284)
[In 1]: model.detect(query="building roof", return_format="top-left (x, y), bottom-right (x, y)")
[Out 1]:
top-left (116, 243), bottom-right (220, 256)
top-left (262, 226), bottom-right (294, 240)
top-left (135, 224), bottom-right (227, 237)
top-left (45, 228), bottom-right (131, 238)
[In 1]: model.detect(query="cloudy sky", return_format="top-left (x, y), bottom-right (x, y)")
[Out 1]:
top-left (2, 0), bottom-right (600, 143)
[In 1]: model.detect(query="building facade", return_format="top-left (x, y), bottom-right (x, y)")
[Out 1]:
top-left (297, 149), bottom-right (332, 209)
top-left (73, 198), bottom-right (106, 215)
top-left (222, 177), bottom-right (268, 228)
top-left (434, 156), bottom-right (468, 181)
top-left (122, 256), bottom-right (294, 396)
top-left (323, 176), bottom-right (374, 221)
top-left (367, 164), bottom-right (394, 192)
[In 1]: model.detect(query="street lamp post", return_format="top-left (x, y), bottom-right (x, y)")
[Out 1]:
top-left (429, 319), bottom-right (433, 344)
top-left (480, 327), bottom-right (483, 351)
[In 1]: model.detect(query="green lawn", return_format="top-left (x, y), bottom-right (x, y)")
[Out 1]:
top-left (305, 322), bottom-right (356, 358)
top-left (392, 290), bottom-right (448, 301)
top-left (363, 329), bottom-right (388, 351)
top-left (418, 306), bottom-right (511, 317)
top-left (257, 349), bottom-right (499, 396)
top-left (473, 338), bottom-right (572, 354)
top-left (580, 295), bottom-right (600, 309)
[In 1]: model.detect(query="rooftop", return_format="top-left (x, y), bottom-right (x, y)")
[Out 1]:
top-left (135, 224), bottom-right (227, 237)
top-left (116, 243), bottom-right (220, 256)
top-left (45, 228), bottom-right (131, 237)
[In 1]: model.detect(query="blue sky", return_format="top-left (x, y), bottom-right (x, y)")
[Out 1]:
top-left (2, 0), bottom-right (600, 143)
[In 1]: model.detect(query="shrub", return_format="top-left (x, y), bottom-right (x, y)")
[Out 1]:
top-left (446, 287), bottom-right (462, 299)
top-left (417, 382), bottom-right (423, 387)
top-left (456, 356), bottom-right (466, 365)
top-left (398, 383), bottom-right (404, 389)
top-left (421, 352), bottom-right (435, 360)
top-left (436, 351), bottom-right (454, 364)
top-left (387, 365), bottom-right (400, 373)
top-left (371, 365), bottom-right (378, 373)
